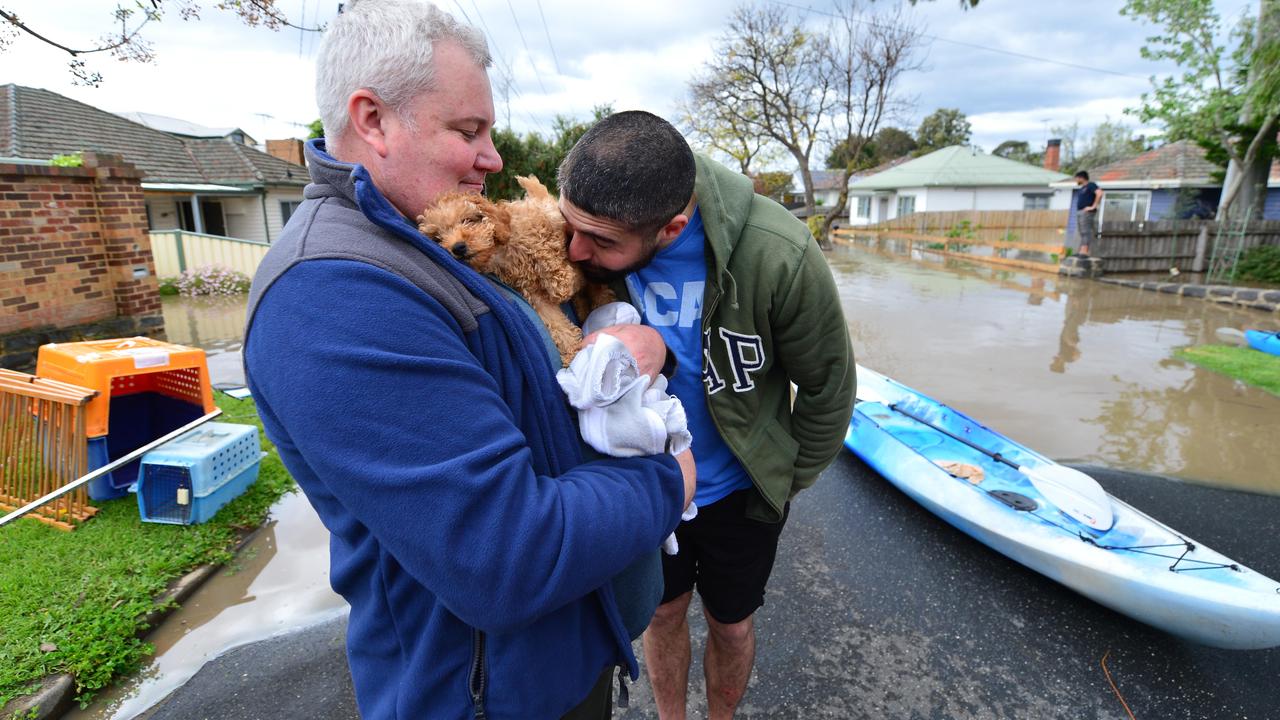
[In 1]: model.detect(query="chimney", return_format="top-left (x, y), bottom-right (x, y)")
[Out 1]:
top-left (1043, 138), bottom-right (1061, 172)
top-left (266, 138), bottom-right (306, 167)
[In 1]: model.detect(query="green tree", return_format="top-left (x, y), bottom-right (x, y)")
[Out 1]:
top-left (1122, 0), bottom-right (1280, 220)
top-left (992, 140), bottom-right (1035, 164)
top-left (871, 126), bottom-right (918, 161)
top-left (1, 2), bottom-right (322, 86)
top-left (307, 119), bottom-right (324, 140)
top-left (915, 108), bottom-right (972, 153)
top-left (485, 105), bottom-right (612, 201)
top-left (826, 127), bottom-right (916, 169)
top-left (825, 136), bottom-right (876, 170)
top-left (1049, 119), bottom-right (1148, 174)
top-left (751, 171), bottom-right (793, 201)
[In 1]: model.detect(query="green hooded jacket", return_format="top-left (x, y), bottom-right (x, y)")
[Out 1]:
top-left (614, 155), bottom-right (857, 522)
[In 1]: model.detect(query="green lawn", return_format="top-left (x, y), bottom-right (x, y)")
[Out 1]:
top-left (0, 394), bottom-right (295, 708)
top-left (1175, 344), bottom-right (1280, 395)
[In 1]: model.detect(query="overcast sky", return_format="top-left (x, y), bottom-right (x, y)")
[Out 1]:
top-left (1, 0), bottom-right (1259, 169)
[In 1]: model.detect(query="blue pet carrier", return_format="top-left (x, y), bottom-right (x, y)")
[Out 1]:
top-left (134, 422), bottom-right (262, 525)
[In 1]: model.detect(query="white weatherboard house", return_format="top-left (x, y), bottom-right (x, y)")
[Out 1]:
top-left (847, 145), bottom-right (1072, 225)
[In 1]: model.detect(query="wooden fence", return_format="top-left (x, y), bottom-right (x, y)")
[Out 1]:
top-left (863, 210), bottom-right (1070, 247)
top-left (1095, 219), bottom-right (1280, 273)
top-left (834, 210), bottom-right (1070, 274)
top-left (150, 230), bottom-right (270, 278)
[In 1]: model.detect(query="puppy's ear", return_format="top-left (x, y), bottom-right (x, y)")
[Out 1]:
top-left (477, 198), bottom-right (513, 242)
top-left (515, 175), bottom-right (552, 200)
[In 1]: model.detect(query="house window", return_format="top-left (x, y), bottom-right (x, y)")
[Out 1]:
top-left (855, 196), bottom-right (871, 218)
top-left (177, 198), bottom-right (227, 236)
top-left (1023, 193), bottom-right (1052, 210)
top-left (1101, 191), bottom-right (1151, 223)
top-left (280, 200), bottom-right (303, 226)
top-left (896, 195), bottom-right (916, 217)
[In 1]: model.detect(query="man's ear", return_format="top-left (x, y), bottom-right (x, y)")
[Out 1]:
top-left (347, 88), bottom-right (390, 157)
top-left (656, 215), bottom-right (689, 247)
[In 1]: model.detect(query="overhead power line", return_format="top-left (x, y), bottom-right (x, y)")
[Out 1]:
top-left (534, 0), bottom-right (563, 75)
top-left (505, 0), bottom-right (550, 93)
top-left (772, 0), bottom-right (1146, 80)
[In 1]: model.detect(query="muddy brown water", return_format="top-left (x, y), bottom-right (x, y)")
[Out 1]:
top-left (831, 240), bottom-right (1280, 496)
top-left (74, 251), bottom-right (1280, 717)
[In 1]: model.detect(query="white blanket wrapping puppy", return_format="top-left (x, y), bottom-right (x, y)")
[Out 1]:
top-left (556, 303), bottom-right (697, 553)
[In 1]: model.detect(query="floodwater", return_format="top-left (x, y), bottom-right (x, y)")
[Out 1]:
top-left (74, 250), bottom-right (1280, 717)
top-left (831, 239), bottom-right (1280, 496)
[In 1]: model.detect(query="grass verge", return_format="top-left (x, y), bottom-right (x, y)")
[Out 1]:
top-left (1175, 344), bottom-right (1280, 395)
top-left (0, 393), bottom-right (295, 708)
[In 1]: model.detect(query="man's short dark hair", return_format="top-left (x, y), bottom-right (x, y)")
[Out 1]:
top-left (1075, 171), bottom-right (1090, 180)
top-left (557, 111), bottom-right (695, 232)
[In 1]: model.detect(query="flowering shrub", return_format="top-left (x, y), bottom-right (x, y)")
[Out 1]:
top-left (174, 264), bottom-right (251, 296)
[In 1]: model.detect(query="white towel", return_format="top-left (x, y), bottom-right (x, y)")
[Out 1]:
top-left (557, 304), bottom-right (696, 553)
top-left (556, 331), bottom-right (692, 458)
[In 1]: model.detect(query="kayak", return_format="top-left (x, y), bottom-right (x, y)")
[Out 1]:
top-left (844, 365), bottom-right (1280, 650)
top-left (1245, 329), bottom-right (1280, 357)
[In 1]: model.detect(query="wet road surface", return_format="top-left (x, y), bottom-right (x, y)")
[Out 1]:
top-left (138, 456), bottom-right (1280, 720)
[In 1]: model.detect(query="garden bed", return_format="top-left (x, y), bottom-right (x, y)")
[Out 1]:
top-left (0, 394), bottom-right (295, 713)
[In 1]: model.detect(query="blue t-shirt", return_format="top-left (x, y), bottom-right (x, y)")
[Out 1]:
top-left (627, 208), bottom-right (752, 507)
top-left (1076, 182), bottom-right (1099, 210)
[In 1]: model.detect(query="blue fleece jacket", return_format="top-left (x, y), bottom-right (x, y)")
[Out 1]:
top-left (244, 141), bottom-right (683, 719)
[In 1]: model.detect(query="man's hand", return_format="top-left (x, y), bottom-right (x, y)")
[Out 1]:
top-left (674, 448), bottom-right (696, 511)
top-left (582, 324), bottom-right (666, 382)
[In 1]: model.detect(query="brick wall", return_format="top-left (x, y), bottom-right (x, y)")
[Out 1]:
top-left (0, 153), bottom-right (164, 369)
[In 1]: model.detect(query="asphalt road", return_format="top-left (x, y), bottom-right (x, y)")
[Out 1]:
top-left (139, 455), bottom-right (1280, 719)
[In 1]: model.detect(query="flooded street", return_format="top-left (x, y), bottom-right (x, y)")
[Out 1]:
top-left (79, 248), bottom-right (1280, 718)
top-left (831, 240), bottom-right (1280, 495)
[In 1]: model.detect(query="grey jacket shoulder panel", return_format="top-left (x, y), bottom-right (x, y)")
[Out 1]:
top-left (246, 191), bottom-right (489, 338)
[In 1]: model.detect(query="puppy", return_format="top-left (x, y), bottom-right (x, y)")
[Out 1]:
top-left (418, 176), bottom-right (613, 366)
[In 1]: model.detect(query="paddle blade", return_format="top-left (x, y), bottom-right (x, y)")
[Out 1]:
top-left (1019, 464), bottom-right (1114, 532)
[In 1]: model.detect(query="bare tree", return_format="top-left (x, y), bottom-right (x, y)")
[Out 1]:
top-left (686, 3), bottom-right (922, 247)
top-left (687, 5), bottom-right (834, 231)
top-left (679, 88), bottom-right (781, 177)
top-left (819, 4), bottom-right (923, 243)
top-left (0, 1), bottom-right (323, 86)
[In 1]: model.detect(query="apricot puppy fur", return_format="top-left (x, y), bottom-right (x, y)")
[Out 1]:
top-left (418, 175), bottom-right (613, 366)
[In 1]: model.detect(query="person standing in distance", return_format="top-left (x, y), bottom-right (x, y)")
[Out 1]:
top-left (244, 4), bottom-right (693, 718)
top-left (1074, 170), bottom-right (1103, 257)
top-left (556, 111), bottom-right (856, 719)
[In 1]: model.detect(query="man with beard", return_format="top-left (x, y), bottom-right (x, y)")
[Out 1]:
top-left (557, 111), bottom-right (856, 720)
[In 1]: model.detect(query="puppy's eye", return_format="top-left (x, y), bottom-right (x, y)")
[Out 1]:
top-left (462, 215), bottom-right (481, 225)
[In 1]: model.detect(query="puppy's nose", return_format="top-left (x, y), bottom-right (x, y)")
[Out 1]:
top-left (450, 242), bottom-right (469, 258)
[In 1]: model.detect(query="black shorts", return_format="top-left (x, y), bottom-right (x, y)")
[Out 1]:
top-left (660, 488), bottom-right (789, 624)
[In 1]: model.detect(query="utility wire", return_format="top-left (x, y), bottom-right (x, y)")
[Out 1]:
top-left (773, 0), bottom-right (1146, 80)
top-left (466, 0), bottom-right (550, 136)
top-left (534, 0), bottom-right (563, 75)
top-left (505, 0), bottom-right (550, 93)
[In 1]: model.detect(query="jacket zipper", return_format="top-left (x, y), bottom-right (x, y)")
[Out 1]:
top-left (470, 629), bottom-right (487, 719)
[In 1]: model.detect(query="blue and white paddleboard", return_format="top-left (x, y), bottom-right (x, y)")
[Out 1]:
top-left (1245, 329), bottom-right (1280, 357)
top-left (845, 365), bottom-right (1280, 650)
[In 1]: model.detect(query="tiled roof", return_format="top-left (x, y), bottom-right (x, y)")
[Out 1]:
top-left (1093, 140), bottom-right (1218, 184)
top-left (1, 84), bottom-right (305, 188)
top-left (808, 169), bottom-right (846, 191)
top-left (1092, 139), bottom-right (1280, 186)
top-left (849, 145), bottom-right (1068, 191)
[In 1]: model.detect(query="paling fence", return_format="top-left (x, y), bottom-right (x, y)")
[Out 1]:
top-left (150, 230), bottom-right (270, 278)
top-left (0, 369), bottom-right (98, 531)
top-left (1095, 219), bottom-right (1280, 273)
top-left (834, 210), bottom-right (1070, 273)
